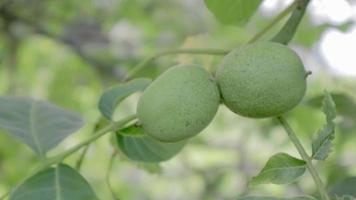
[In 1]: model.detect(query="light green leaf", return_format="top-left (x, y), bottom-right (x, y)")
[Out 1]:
top-left (312, 92), bottom-right (337, 160)
top-left (204, 0), bottom-right (262, 26)
top-left (98, 78), bottom-right (151, 120)
top-left (237, 196), bottom-right (317, 200)
top-left (9, 164), bottom-right (98, 200)
top-left (250, 153), bottom-right (306, 185)
top-left (0, 96), bottom-right (84, 157)
top-left (116, 124), bottom-right (186, 163)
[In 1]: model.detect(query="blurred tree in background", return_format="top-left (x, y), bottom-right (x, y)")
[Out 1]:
top-left (0, 0), bottom-right (356, 199)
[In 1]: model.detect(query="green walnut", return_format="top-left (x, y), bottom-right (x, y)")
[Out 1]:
top-left (137, 64), bottom-right (220, 142)
top-left (216, 41), bottom-right (307, 118)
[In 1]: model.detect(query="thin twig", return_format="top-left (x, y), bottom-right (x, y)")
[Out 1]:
top-left (74, 145), bottom-right (90, 171)
top-left (124, 48), bottom-right (229, 81)
top-left (37, 115), bottom-right (137, 171)
top-left (106, 151), bottom-right (120, 200)
top-left (277, 116), bottom-right (330, 200)
top-left (75, 117), bottom-right (108, 170)
top-left (124, 1), bottom-right (305, 82)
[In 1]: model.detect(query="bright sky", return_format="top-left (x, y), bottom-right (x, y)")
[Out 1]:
top-left (261, 0), bottom-right (356, 76)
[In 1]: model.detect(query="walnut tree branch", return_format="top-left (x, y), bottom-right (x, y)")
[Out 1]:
top-left (0, 8), bottom-right (120, 79)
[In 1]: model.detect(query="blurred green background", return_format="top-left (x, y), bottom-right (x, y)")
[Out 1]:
top-left (1, 0), bottom-right (356, 199)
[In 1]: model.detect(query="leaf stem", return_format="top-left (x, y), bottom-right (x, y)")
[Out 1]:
top-left (277, 116), bottom-right (330, 200)
top-left (106, 151), bottom-right (120, 200)
top-left (124, 0), bottom-right (305, 81)
top-left (124, 48), bottom-right (229, 81)
top-left (248, 0), bottom-right (299, 43)
top-left (74, 144), bottom-right (90, 170)
top-left (271, 0), bottom-right (310, 44)
top-left (75, 117), bottom-right (106, 170)
top-left (37, 114), bottom-right (137, 171)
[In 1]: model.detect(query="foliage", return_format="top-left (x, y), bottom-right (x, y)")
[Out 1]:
top-left (0, 96), bottom-right (84, 157)
top-left (98, 78), bottom-right (151, 120)
top-left (250, 153), bottom-right (306, 185)
top-left (311, 92), bottom-right (337, 160)
top-left (204, 0), bottom-right (262, 26)
top-left (116, 124), bottom-right (186, 163)
top-left (0, 0), bottom-right (355, 200)
top-left (9, 164), bottom-right (98, 200)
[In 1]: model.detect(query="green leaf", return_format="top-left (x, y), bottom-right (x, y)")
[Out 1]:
top-left (98, 78), bottom-right (151, 120)
top-left (237, 196), bottom-right (317, 200)
top-left (329, 177), bottom-right (356, 198)
top-left (0, 96), bottom-right (84, 157)
top-left (204, 0), bottom-right (262, 26)
top-left (250, 153), bottom-right (306, 185)
top-left (311, 92), bottom-right (337, 160)
top-left (9, 164), bottom-right (98, 200)
top-left (116, 124), bottom-right (186, 163)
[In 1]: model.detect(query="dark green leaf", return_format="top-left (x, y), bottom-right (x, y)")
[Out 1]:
top-left (9, 164), bottom-right (98, 200)
top-left (311, 92), bottom-right (337, 160)
top-left (204, 0), bottom-right (262, 26)
top-left (250, 153), bottom-right (306, 185)
top-left (329, 177), bottom-right (356, 197)
top-left (116, 124), bottom-right (186, 163)
top-left (237, 196), bottom-right (317, 200)
top-left (0, 96), bottom-right (84, 157)
top-left (98, 78), bottom-right (151, 120)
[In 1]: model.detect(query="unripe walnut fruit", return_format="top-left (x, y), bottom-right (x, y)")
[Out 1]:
top-left (137, 64), bottom-right (220, 142)
top-left (216, 41), bottom-right (307, 118)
